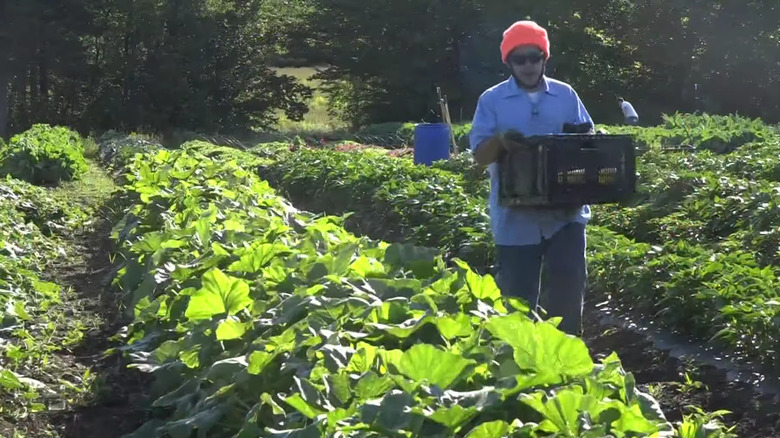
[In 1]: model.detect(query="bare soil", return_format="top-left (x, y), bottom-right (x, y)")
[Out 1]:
top-left (45, 218), bottom-right (151, 438)
top-left (582, 305), bottom-right (780, 437)
top-left (1, 215), bottom-right (150, 438)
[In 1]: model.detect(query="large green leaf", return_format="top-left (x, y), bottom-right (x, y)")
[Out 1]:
top-left (395, 344), bottom-right (476, 389)
top-left (435, 313), bottom-right (474, 340)
top-left (162, 405), bottom-right (228, 438)
top-left (428, 404), bottom-right (479, 429)
top-left (520, 387), bottom-right (601, 435)
top-left (465, 420), bottom-right (511, 438)
top-left (247, 351), bottom-right (274, 375)
top-left (207, 357), bottom-right (248, 382)
top-left (485, 314), bottom-right (594, 389)
top-left (266, 424), bottom-right (321, 438)
top-left (353, 371), bottom-right (396, 401)
top-left (185, 269), bottom-right (252, 320)
top-left (384, 243), bottom-right (440, 278)
top-left (229, 243), bottom-right (291, 273)
top-left (454, 259), bottom-right (501, 302)
top-left (283, 393), bottom-right (327, 419)
top-left (216, 318), bottom-right (250, 340)
top-left (0, 369), bottom-right (24, 390)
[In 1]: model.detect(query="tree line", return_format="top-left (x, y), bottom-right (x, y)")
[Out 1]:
top-left (1, 0), bottom-right (778, 139)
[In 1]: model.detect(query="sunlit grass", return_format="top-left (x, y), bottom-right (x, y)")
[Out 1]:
top-left (53, 160), bottom-right (118, 214)
top-left (272, 66), bottom-right (348, 134)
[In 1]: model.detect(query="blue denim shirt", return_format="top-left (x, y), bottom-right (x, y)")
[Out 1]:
top-left (469, 76), bottom-right (593, 246)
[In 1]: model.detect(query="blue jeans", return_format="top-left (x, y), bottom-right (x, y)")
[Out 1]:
top-left (494, 222), bottom-right (587, 335)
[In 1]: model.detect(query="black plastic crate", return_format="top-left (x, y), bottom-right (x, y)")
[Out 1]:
top-left (498, 133), bottom-right (636, 207)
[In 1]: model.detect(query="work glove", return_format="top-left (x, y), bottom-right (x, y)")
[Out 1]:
top-left (474, 130), bottom-right (528, 165)
top-left (562, 122), bottom-right (594, 134)
top-left (502, 130), bottom-right (527, 147)
top-left (475, 133), bottom-right (510, 165)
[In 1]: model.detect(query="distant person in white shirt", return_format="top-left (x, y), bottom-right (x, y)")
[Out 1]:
top-left (618, 98), bottom-right (638, 125)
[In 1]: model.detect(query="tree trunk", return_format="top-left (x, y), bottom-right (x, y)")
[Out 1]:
top-left (0, 71), bottom-right (8, 139)
top-left (0, 0), bottom-right (8, 138)
top-left (38, 45), bottom-right (49, 121)
top-left (28, 65), bottom-right (38, 121)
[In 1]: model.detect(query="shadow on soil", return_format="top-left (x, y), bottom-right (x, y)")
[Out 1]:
top-left (582, 303), bottom-right (780, 437)
top-left (47, 216), bottom-right (151, 438)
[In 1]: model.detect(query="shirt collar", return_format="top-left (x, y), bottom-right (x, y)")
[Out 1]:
top-left (503, 75), bottom-right (557, 98)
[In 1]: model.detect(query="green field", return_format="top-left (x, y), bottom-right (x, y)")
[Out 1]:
top-left (6, 1), bottom-right (780, 435)
top-left (6, 116), bottom-right (780, 436)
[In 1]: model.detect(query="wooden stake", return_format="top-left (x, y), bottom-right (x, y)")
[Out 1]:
top-left (442, 95), bottom-right (458, 155)
top-left (436, 87), bottom-right (458, 156)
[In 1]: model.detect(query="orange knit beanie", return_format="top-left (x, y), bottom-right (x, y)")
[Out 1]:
top-left (500, 21), bottom-right (550, 63)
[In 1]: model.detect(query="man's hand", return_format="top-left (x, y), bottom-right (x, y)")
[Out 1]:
top-left (474, 131), bottom-right (525, 166)
top-left (474, 135), bottom-right (505, 166)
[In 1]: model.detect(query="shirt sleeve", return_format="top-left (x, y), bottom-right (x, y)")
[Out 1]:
top-left (571, 89), bottom-right (594, 126)
top-left (469, 92), bottom-right (497, 153)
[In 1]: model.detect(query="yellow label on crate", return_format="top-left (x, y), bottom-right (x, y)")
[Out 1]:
top-left (557, 168), bottom-right (617, 185)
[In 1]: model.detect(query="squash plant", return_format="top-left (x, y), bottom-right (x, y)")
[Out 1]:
top-left (108, 147), bottom-right (702, 438)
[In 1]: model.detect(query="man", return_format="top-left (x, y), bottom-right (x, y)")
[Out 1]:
top-left (618, 97), bottom-right (639, 125)
top-left (469, 20), bottom-right (592, 336)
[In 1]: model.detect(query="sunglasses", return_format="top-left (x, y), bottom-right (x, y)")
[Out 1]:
top-left (508, 52), bottom-right (544, 65)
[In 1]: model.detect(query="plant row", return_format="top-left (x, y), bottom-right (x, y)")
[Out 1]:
top-left (0, 124), bottom-right (92, 185)
top-left (105, 143), bottom-right (720, 437)
top-left (591, 169), bottom-right (780, 266)
top-left (336, 113), bottom-right (776, 156)
top-left (0, 179), bottom-right (68, 414)
top-left (239, 142), bottom-right (780, 374)
top-left (600, 112), bottom-right (775, 153)
top-left (0, 126), bottom-right (97, 424)
top-left (256, 145), bottom-right (494, 271)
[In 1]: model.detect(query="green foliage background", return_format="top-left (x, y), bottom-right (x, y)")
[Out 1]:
top-left (0, 124), bottom-right (88, 185)
top-left (1, 0), bottom-right (779, 136)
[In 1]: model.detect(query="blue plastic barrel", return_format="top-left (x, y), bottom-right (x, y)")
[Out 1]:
top-left (413, 123), bottom-right (450, 165)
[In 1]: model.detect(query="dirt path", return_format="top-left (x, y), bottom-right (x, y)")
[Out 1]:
top-left (582, 305), bottom-right (780, 437)
top-left (45, 217), bottom-right (149, 438)
top-left (0, 163), bottom-right (148, 438)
